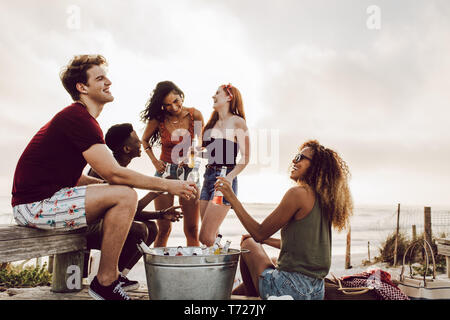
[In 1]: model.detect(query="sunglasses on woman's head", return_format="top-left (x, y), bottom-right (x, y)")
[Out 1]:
top-left (224, 84), bottom-right (233, 99)
top-left (294, 153), bottom-right (312, 163)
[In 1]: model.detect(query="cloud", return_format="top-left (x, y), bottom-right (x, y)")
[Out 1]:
top-left (1, 1), bottom-right (450, 205)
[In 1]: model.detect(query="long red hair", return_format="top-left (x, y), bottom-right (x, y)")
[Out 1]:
top-left (203, 85), bottom-right (246, 141)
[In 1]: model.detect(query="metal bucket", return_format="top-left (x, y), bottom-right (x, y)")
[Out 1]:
top-left (142, 246), bottom-right (244, 300)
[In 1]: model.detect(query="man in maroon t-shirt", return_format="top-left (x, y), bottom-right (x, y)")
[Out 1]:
top-left (11, 55), bottom-right (197, 300)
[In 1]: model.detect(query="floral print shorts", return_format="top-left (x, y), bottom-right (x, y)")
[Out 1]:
top-left (13, 186), bottom-right (88, 230)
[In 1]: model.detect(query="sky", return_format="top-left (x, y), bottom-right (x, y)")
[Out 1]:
top-left (1, 0), bottom-right (450, 207)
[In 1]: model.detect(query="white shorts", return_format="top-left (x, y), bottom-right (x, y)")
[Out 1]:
top-left (13, 186), bottom-right (88, 231)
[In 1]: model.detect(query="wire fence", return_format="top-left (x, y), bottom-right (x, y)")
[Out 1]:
top-left (376, 205), bottom-right (450, 240)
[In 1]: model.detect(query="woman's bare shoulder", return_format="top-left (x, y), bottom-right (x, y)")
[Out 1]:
top-left (231, 115), bottom-right (247, 129)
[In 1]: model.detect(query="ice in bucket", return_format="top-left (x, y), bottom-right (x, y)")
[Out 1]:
top-left (141, 246), bottom-right (244, 300)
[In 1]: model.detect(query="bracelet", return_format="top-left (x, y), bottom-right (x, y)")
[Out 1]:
top-left (144, 146), bottom-right (150, 151)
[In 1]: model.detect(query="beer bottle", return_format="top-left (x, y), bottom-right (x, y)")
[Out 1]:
top-left (212, 166), bottom-right (228, 205)
top-left (201, 244), bottom-right (208, 255)
top-left (187, 160), bottom-right (201, 185)
top-left (188, 138), bottom-right (197, 168)
top-left (213, 234), bottom-right (223, 255)
top-left (176, 246), bottom-right (184, 256)
top-left (222, 240), bottom-right (231, 254)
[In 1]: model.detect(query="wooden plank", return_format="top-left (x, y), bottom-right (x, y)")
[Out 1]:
top-left (0, 285), bottom-right (260, 300)
top-left (437, 244), bottom-right (450, 256)
top-left (0, 224), bottom-right (87, 263)
top-left (0, 224), bottom-right (87, 241)
top-left (437, 238), bottom-right (450, 246)
top-left (0, 233), bottom-right (86, 263)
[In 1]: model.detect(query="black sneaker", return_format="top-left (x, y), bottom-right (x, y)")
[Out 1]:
top-left (119, 273), bottom-right (140, 291)
top-left (88, 276), bottom-right (131, 300)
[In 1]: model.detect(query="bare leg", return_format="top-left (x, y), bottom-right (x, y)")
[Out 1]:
top-left (199, 200), bottom-right (209, 221)
top-left (119, 220), bottom-right (158, 271)
top-left (199, 201), bottom-right (230, 246)
top-left (240, 238), bottom-right (275, 295)
top-left (179, 196), bottom-right (200, 246)
top-left (84, 184), bottom-right (138, 287)
top-left (232, 258), bottom-right (258, 296)
top-left (153, 193), bottom-right (174, 247)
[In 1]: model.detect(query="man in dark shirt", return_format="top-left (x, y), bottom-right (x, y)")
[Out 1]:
top-left (11, 55), bottom-right (196, 300)
top-left (85, 123), bottom-right (182, 291)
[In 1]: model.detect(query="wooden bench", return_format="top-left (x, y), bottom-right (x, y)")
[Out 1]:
top-left (0, 224), bottom-right (87, 292)
top-left (436, 238), bottom-right (450, 278)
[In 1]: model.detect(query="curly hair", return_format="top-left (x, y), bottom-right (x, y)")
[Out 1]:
top-left (299, 140), bottom-right (353, 232)
top-left (139, 81), bottom-right (185, 147)
top-left (60, 54), bottom-right (108, 101)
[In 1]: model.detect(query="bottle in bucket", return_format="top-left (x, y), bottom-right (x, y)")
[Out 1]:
top-left (163, 248), bottom-right (170, 256)
top-left (212, 166), bottom-right (228, 205)
top-left (213, 234), bottom-right (223, 255)
top-left (137, 239), bottom-right (151, 254)
top-left (176, 246), bottom-right (184, 256)
top-left (201, 244), bottom-right (208, 255)
top-left (222, 240), bottom-right (231, 254)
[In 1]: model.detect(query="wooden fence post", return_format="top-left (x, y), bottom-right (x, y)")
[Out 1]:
top-left (424, 207), bottom-right (432, 246)
top-left (393, 203), bottom-right (400, 266)
top-left (345, 225), bottom-right (352, 269)
top-left (48, 255), bottom-right (54, 273)
top-left (412, 225), bottom-right (417, 241)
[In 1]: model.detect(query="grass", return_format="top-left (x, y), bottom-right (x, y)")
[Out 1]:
top-left (0, 261), bottom-right (52, 289)
top-left (374, 232), bottom-right (447, 276)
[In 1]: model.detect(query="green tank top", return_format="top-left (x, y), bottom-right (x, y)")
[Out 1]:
top-left (277, 198), bottom-right (331, 279)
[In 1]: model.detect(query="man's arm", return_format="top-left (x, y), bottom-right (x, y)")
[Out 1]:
top-left (135, 206), bottom-right (183, 222)
top-left (136, 191), bottom-right (163, 214)
top-left (76, 174), bottom-right (105, 186)
top-left (82, 143), bottom-right (196, 198)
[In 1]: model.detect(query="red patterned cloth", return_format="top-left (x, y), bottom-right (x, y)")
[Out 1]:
top-left (341, 269), bottom-right (410, 300)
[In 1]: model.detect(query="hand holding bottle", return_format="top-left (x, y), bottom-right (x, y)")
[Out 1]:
top-left (214, 176), bottom-right (236, 204)
top-left (166, 179), bottom-right (197, 200)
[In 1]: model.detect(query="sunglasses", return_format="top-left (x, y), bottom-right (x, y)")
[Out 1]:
top-left (223, 84), bottom-right (233, 99)
top-left (293, 153), bottom-right (312, 163)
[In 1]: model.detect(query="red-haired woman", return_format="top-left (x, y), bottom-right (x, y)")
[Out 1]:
top-left (215, 140), bottom-right (353, 300)
top-left (198, 84), bottom-right (250, 246)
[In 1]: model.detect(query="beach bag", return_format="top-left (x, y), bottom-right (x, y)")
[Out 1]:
top-left (324, 273), bottom-right (379, 300)
top-left (395, 239), bottom-right (450, 300)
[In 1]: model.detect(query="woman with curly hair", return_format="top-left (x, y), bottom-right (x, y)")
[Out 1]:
top-left (140, 81), bottom-right (204, 247)
top-left (215, 140), bottom-right (353, 300)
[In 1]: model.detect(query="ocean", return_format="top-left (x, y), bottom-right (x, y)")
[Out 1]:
top-left (1, 194), bottom-right (449, 280)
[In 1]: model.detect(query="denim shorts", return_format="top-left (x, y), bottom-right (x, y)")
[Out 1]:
top-left (154, 162), bottom-right (201, 190)
top-left (259, 268), bottom-right (325, 300)
top-left (199, 166), bottom-right (237, 206)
